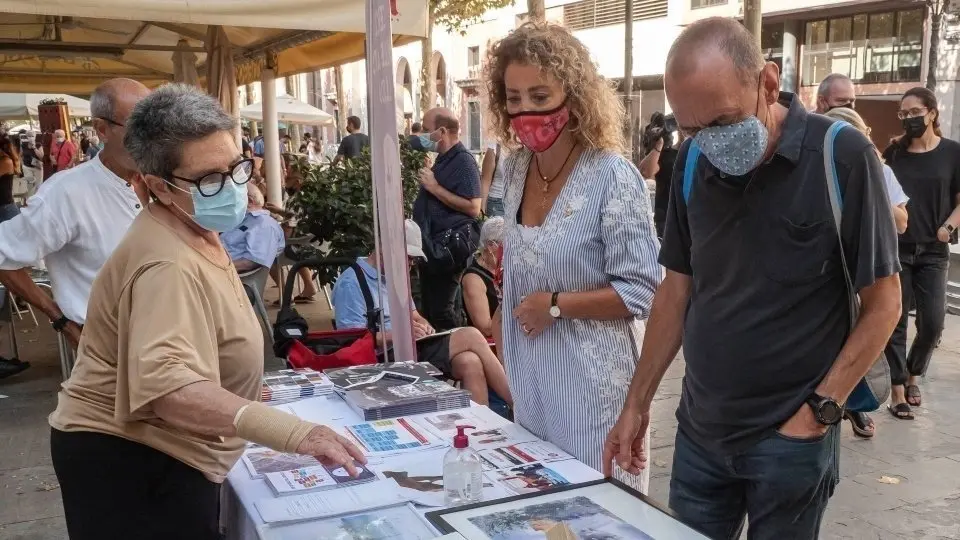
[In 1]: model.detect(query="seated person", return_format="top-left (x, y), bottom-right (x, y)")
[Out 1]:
top-left (331, 219), bottom-right (512, 407)
top-left (220, 184), bottom-right (285, 273)
top-left (461, 217), bottom-right (503, 338)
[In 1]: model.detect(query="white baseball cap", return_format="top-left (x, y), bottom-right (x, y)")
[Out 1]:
top-left (404, 219), bottom-right (427, 260)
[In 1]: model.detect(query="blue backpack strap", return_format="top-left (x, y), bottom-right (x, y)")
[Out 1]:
top-left (682, 140), bottom-right (701, 204)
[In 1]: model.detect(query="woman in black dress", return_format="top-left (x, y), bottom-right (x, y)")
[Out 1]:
top-left (883, 87), bottom-right (960, 419)
top-left (461, 216), bottom-right (504, 338)
top-left (0, 134), bottom-right (30, 378)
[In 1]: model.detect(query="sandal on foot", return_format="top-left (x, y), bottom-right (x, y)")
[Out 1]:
top-left (293, 294), bottom-right (317, 304)
top-left (845, 411), bottom-right (875, 438)
top-left (905, 384), bottom-right (922, 407)
top-left (888, 403), bottom-right (914, 420)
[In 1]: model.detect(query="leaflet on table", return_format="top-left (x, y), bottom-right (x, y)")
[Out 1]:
top-left (477, 440), bottom-right (573, 471)
top-left (365, 448), bottom-right (512, 507)
top-left (344, 417), bottom-right (446, 456)
top-left (260, 503), bottom-right (439, 540)
top-left (254, 478), bottom-right (407, 524)
top-left (264, 460), bottom-right (378, 496)
top-left (412, 407), bottom-right (512, 440)
top-left (484, 460), bottom-right (603, 496)
top-left (241, 448), bottom-right (321, 478)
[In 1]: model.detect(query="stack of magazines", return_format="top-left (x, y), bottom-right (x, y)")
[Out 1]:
top-left (260, 368), bottom-right (335, 403)
top-left (323, 362), bottom-right (443, 394)
top-left (343, 377), bottom-right (471, 420)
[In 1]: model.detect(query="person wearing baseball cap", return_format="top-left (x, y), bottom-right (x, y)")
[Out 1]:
top-left (331, 219), bottom-right (511, 407)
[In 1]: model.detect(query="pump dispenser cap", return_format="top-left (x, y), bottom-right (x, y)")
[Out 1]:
top-left (453, 425), bottom-right (476, 449)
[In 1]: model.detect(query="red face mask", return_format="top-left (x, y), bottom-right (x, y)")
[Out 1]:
top-left (509, 104), bottom-right (570, 153)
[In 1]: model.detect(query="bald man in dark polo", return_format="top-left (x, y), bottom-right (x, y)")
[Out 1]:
top-left (603, 18), bottom-right (901, 538)
top-left (413, 107), bottom-right (481, 330)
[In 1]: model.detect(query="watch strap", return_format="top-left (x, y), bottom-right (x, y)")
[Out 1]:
top-left (52, 315), bottom-right (70, 332)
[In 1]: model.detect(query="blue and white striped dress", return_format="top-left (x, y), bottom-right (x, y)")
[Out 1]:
top-left (501, 148), bottom-right (662, 491)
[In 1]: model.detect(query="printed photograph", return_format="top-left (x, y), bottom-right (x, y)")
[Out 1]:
top-left (489, 463), bottom-right (569, 495)
top-left (467, 496), bottom-right (654, 540)
top-left (426, 412), bottom-right (469, 431)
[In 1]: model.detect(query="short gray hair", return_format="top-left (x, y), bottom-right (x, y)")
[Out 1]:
top-left (479, 216), bottom-right (505, 246)
top-left (248, 184), bottom-right (265, 207)
top-left (667, 17), bottom-right (764, 85)
top-left (90, 86), bottom-right (114, 122)
top-left (817, 73), bottom-right (852, 98)
top-left (124, 83), bottom-right (236, 179)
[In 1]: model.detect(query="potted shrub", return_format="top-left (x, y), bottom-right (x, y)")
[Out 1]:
top-left (287, 136), bottom-right (426, 288)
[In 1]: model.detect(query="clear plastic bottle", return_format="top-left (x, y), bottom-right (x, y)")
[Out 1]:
top-left (443, 425), bottom-right (483, 506)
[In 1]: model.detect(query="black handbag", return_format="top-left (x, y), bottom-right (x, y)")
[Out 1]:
top-left (420, 213), bottom-right (479, 274)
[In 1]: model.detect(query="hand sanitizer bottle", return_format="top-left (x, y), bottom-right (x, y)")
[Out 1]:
top-left (443, 425), bottom-right (483, 506)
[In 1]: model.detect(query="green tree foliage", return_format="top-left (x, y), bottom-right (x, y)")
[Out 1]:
top-left (286, 137), bottom-right (425, 285)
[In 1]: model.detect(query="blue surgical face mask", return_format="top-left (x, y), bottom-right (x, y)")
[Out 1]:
top-left (167, 180), bottom-right (248, 233)
top-left (418, 133), bottom-right (438, 152)
top-left (693, 115), bottom-right (769, 177)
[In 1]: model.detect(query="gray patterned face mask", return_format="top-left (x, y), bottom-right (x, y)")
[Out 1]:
top-left (693, 115), bottom-right (769, 177)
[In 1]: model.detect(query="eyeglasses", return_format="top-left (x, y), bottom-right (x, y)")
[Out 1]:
top-left (897, 107), bottom-right (928, 120)
top-left (96, 116), bottom-right (125, 128)
top-left (169, 158), bottom-right (254, 197)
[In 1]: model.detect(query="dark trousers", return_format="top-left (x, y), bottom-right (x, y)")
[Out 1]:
top-left (669, 426), bottom-right (839, 540)
top-left (885, 242), bottom-right (949, 385)
top-left (51, 429), bottom-right (221, 540)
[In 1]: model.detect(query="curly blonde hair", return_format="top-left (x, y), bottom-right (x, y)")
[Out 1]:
top-left (484, 22), bottom-right (625, 154)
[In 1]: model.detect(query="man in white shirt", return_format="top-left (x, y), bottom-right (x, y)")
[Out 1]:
top-left (0, 78), bottom-right (150, 364)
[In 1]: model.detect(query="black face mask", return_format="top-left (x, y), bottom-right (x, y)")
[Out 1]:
top-left (285, 187), bottom-right (298, 197)
top-left (902, 116), bottom-right (928, 138)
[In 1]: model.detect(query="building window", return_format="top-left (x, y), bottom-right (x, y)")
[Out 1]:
top-left (562, 0), bottom-right (668, 30)
top-left (467, 46), bottom-right (480, 68)
top-left (761, 23), bottom-right (785, 73)
top-left (691, 0), bottom-right (726, 8)
top-left (801, 8), bottom-right (923, 87)
top-left (467, 101), bottom-right (482, 151)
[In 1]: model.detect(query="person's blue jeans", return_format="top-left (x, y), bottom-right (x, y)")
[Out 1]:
top-left (669, 425), bottom-right (839, 540)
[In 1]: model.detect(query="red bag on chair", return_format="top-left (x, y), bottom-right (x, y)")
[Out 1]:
top-left (286, 330), bottom-right (378, 371)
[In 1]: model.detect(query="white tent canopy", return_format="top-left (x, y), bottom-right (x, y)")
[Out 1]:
top-left (0, 93), bottom-right (91, 120)
top-left (240, 94), bottom-right (334, 126)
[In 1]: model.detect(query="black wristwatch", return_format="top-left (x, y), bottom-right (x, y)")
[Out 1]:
top-left (805, 393), bottom-right (844, 426)
top-left (52, 315), bottom-right (70, 332)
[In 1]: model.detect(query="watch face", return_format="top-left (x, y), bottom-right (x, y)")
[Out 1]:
top-left (821, 401), bottom-right (843, 424)
top-left (549, 305), bottom-right (561, 318)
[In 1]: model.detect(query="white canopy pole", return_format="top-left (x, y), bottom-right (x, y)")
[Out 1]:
top-left (262, 65), bottom-right (283, 206)
top-left (366, 0), bottom-right (415, 362)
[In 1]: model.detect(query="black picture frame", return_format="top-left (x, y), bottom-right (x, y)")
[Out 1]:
top-left (425, 477), bottom-right (707, 537)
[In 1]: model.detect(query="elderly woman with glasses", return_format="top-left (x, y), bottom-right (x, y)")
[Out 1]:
top-left (48, 84), bottom-right (364, 540)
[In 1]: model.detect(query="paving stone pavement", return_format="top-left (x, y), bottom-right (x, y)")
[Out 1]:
top-left (1, 289), bottom-right (960, 539)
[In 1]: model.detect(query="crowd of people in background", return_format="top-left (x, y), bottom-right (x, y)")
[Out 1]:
top-left (1, 14), bottom-right (959, 539)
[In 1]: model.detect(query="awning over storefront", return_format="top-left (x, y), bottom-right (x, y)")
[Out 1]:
top-left (0, 0), bottom-right (428, 93)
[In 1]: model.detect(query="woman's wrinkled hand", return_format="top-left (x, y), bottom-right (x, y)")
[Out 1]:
top-left (295, 425), bottom-right (367, 477)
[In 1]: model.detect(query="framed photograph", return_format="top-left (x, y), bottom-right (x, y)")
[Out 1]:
top-left (426, 479), bottom-right (710, 540)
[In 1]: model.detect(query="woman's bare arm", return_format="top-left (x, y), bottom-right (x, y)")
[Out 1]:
top-left (462, 273), bottom-right (494, 336)
top-left (893, 204), bottom-right (908, 234)
top-left (556, 287), bottom-right (633, 321)
top-left (479, 148), bottom-right (496, 211)
top-left (152, 380), bottom-right (249, 437)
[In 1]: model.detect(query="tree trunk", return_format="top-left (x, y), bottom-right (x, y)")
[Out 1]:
top-left (527, 0), bottom-right (546, 22)
top-left (419, 9), bottom-right (436, 115)
top-left (927, 10), bottom-right (942, 91)
top-left (743, 0), bottom-right (762, 45)
top-left (334, 65), bottom-right (347, 142)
